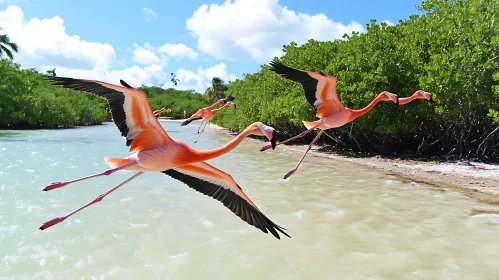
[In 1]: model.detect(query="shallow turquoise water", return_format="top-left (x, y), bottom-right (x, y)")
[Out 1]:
top-left (1, 120), bottom-right (499, 279)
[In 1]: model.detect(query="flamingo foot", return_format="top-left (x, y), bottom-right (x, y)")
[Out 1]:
top-left (43, 182), bottom-right (68, 191)
top-left (39, 216), bottom-right (67, 230)
top-left (260, 144), bottom-right (272, 152)
top-left (283, 169), bottom-right (297, 179)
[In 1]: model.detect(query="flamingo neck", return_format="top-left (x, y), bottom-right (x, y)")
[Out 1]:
top-left (349, 95), bottom-right (385, 120)
top-left (398, 95), bottom-right (418, 105)
top-left (195, 126), bottom-right (254, 161)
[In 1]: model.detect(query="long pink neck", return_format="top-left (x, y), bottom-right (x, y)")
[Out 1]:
top-left (349, 95), bottom-right (385, 120)
top-left (194, 126), bottom-right (254, 161)
top-left (398, 95), bottom-right (418, 105)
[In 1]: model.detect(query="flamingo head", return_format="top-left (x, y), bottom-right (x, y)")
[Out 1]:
top-left (256, 122), bottom-right (277, 150)
top-left (380, 91), bottom-right (399, 105)
top-left (415, 90), bottom-right (432, 101)
top-left (223, 95), bottom-right (235, 104)
top-left (227, 101), bottom-right (237, 109)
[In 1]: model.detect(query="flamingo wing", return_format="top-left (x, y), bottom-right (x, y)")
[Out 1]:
top-left (48, 77), bottom-right (171, 152)
top-left (269, 60), bottom-right (344, 118)
top-left (162, 162), bottom-right (290, 239)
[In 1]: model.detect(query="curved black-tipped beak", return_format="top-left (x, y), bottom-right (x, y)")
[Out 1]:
top-left (396, 96), bottom-right (399, 106)
top-left (271, 130), bottom-right (277, 150)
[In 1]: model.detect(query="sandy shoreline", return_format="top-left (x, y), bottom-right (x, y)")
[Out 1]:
top-left (209, 123), bottom-right (499, 205)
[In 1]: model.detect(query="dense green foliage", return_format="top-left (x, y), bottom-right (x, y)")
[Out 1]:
top-left (0, 59), bottom-right (209, 128)
top-left (212, 0), bottom-right (499, 161)
top-left (140, 86), bottom-right (209, 119)
top-left (0, 59), bottom-right (109, 128)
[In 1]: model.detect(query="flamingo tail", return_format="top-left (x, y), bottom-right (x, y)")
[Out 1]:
top-left (104, 156), bottom-right (136, 169)
top-left (302, 120), bottom-right (323, 130)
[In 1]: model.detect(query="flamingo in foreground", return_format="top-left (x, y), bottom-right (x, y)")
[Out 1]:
top-left (261, 60), bottom-right (399, 179)
top-left (182, 97), bottom-right (236, 143)
top-left (153, 107), bottom-right (172, 118)
top-left (40, 77), bottom-right (288, 239)
top-left (398, 90), bottom-right (432, 105)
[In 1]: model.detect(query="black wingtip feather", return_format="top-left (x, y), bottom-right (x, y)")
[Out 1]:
top-left (181, 117), bottom-right (202, 126)
top-left (162, 169), bottom-right (290, 239)
top-left (120, 80), bottom-right (132, 88)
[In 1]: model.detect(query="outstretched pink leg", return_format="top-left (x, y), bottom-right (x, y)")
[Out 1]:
top-left (43, 162), bottom-right (138, 191)
top-left (283, 130), bottom-right (324, 179)
top-left (188, 121), bottom-right (207, 141)
top-left (193, 122), bottom-right (209, 143)
top-left (260, 121), bottom-right (324, 152)
top-left (40, 171), bottom-right (143, 230)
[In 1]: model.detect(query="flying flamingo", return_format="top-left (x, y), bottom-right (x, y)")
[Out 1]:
top-left (40, 77), bottom-right (288, 239)
top-left (398, 90), bottom-right (432, 105)
top-left (261, 60), bottom-right (400, 179)
top-left (182, 98), bottom-right (236, 143)
top-left (153, 107), bottom-right (172, 118)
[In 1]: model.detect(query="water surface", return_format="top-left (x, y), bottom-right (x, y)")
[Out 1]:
top-left (1, 121), bottom-right (499, 279)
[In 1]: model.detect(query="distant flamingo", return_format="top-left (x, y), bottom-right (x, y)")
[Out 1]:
top-left (153, 107), bottom-right (172, 118)
top-left (182, 97), bottom-right (236, 143)
top-left (398, 90), bottom-right (432, 105)
top-left (261, 60), bottom-right (399, 179)
top-left (40, 77), bottom-right (288, 239)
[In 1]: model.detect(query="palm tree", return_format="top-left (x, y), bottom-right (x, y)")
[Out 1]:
top-left (204, 77), bottom-right (228, 103)
top-left (46, 68), bottom-right (57, 77)
top-left (0, 27), bottom-right (19, 60)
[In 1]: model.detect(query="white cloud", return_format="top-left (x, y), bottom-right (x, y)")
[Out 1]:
top-left (0, 5), bottom-right (237, 94)
top-left (186, 0), bottom-right (365, 62)
top-left (143, 7), bottom-right (158, 20)
top-left (0, 5), bottom-right (115, 71)
top-left (56, 64), bottom-right (168, 88)
top-left (172, 63), bottom-right (236, 93)
top-left (158, 43), bottom-right (198, 60)
top-left (133, 43), bottom-right (162, 65)
top-left (383, 20), bottom-right (395, 26)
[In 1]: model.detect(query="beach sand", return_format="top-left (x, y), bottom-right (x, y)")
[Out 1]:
top-left (211, 124), bottom-right (499, 205)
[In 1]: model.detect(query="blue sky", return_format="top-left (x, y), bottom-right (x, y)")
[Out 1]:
top-left (0, 0), bottom-right (423, 93)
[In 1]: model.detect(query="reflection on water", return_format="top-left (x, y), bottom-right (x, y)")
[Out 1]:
top-left (1, 121), bottom-right (499, 279)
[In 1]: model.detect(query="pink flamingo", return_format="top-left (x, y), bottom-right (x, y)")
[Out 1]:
top-left (40, 77), bottom-right (288, 239)
top-left (183, 99), bottom-right (236, 143)
top-left (260, 60), bottom-right (400, 179)
top-left (153, 107), bottom-right (172, 118)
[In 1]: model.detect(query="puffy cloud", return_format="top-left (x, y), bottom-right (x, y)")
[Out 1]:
top-left (0, 5), bottom-right (115, 71)
top-left (158, 43), bottom-right (198, 60)
top-left (186, 0), bottom-right (365, 62)
top-left (143, 7), bottom-right (158, 20)
top-left (383, 20), bottom-right (395, 26)
top-left (172, 63), bottom-right (236, 93)
top-left (56, 64), bottom-right (168, 88)
top-left (133, 43), bottom-right (162, 65)
top-left (0, 5), bottom-right (237, 94)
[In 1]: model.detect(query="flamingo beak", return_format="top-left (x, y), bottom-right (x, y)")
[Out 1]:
top-left (271, 130), bottom-right (277, 150)
top-left (422, 91), bottom-right (432, 101)
top-left (258, 124), bottom-right (277, 150)
top-left (386, 92), bottom-right (399, 105)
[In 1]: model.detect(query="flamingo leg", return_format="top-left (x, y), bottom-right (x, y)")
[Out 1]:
top-left (43, 162), bottom-right (138, 191)
top-left (188, 121), bottom-right (206, 141)
top-left (40, 172), bottom-right (143, 230)
top-left (283, 130), bottom-right (324, 179)
top-left (193, 122), bottom-right (209, 143)
top-left (260, 121), bottom-right (324, 151)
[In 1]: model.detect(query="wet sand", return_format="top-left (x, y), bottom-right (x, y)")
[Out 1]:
top-left (211, 124), bottom-right (499, 204)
